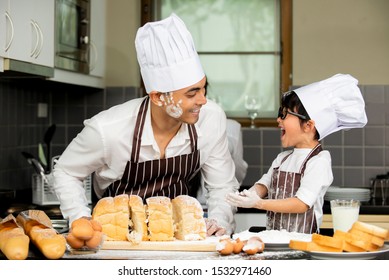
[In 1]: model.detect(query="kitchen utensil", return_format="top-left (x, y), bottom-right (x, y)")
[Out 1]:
top-left (43, 124), bottom-right (56, 172)
top-left (371, 174), bottom-right (389, 203)
top-left (38, 143), bottom-right (47, 168)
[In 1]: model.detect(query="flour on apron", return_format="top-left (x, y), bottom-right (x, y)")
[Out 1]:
top-left (267, 144), bottom-right (322, 233)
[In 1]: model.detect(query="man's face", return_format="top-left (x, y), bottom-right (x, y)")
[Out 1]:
top-left (160, 76), bottom-right (207, 124)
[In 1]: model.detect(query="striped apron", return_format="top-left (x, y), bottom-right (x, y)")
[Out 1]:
top-left (103, 96), bottom-right (200, 199)
top-left (267, 144), bottom-right (322, 234)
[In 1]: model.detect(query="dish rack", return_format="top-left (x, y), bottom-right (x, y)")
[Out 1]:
top-left (32, 155), bottom-right (92, 205)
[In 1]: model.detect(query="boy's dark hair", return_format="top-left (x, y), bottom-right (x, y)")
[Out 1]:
top-left (281, 91), bottom-right (320, 140)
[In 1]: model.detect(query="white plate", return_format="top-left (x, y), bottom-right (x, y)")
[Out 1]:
top-left (324, 187), bottom-right (371, 202)
top-left (303, 244), bottom-right (389, 260)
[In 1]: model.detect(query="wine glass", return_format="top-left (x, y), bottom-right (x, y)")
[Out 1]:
top-left (244, 95), bottom-right (260, 128)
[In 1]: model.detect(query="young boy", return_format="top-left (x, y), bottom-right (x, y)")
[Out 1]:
top-left (226, 73), bottom-right (367, 234)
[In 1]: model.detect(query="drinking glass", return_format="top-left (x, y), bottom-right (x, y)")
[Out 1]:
top-left (330, 199), bottom-right (360, 232)
top-left (244, 95), bottom-right (260, 128)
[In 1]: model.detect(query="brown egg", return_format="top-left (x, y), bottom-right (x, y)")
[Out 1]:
top-left (243, 236), bottom-right (265, 255)
top-left (71, 218), bottom-right (94, 240)
top-left (66, 232), bottom-right (85, 249)
top-left (90, 219), bottom-right (102, 232)
top-left (216, 238), bottom-right (234, 255)
top-left (85, 231), bottom-right (104, 249)
top-left (232, 238), bottom-right (245, 254)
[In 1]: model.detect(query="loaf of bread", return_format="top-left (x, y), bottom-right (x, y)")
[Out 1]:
top-left (172, 195), bottom-right (206, 241)
top-left (351, 221), bottom-right (388, 240)
top-left (92, 194), bottom-right (207, 242)
top-left (289, 239), bottom-right (342, 252)
top-left (16, 210), bottom-right (66, 259)
top-left (332, 230), bottom-right (366, 252)
top-left (92, 194), bottom-right (130, 241)
top-left (0, 215), bottom-right (30, 260)
top-left (311, 233), bottom-right (343, 250)
top-left (289, 221), bottom-right (388, 253)
top-left (146, 196), bottom-right (174, 241)
top-left (128, 195), bottom-right (148, 243)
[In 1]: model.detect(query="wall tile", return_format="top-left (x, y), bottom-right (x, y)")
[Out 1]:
top-left (344, 147), bottom-right (363, 166)
top-left (243, 147), bottom-right (261, 166)
top-left (242, 128), bottom-right (261, 146)
top-left (365, 103), bottom-right (386, 125)
top-left (344, 129), bottom-right (363, 146)
top-left (343, 168), bottom-right (364, 187)
top-left (365, 127), bottom-right (384, 146)
top-left (326, 147), bottom-right (343, 166)
top-left (364, 147), bottom-right (384, 166)
top-left (323, 131), bottom-right (342, 146)
top-left (262, 128), bottom-right (280, 146)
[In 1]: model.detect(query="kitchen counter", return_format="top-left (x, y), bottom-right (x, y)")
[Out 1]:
top-left (2, 244), bottom-right (388, 260)
top-left (237, 198), bottom-right (389, 215)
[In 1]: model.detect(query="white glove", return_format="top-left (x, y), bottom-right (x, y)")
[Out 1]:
top-left (205, 218), bottom-right (226, 237)
top-left (225, 189), bottom-right (263, 208)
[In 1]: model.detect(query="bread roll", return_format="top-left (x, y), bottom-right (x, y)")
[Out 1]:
top-left (0, 218), bottom-right (29, 260)
top-left (172, 195), bottom-right (206, 241)
top-left (146, 196), bottom-right (174, 241)
top-left (92, 194), bottom-right (130, 241)
top-left (127, 195), bottom-right (148, 243)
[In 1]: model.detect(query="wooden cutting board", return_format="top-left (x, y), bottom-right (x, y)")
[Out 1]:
top-left (101, 237), bottom-right (218, 252)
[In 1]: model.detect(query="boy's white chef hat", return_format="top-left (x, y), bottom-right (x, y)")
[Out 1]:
top-left (135, 13), bottom-right (205, 94)
top-left (294, 73), bottom-right (367, 140)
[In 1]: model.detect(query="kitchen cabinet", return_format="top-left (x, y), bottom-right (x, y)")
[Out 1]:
top-left (89, 0), bottom-right (106, 78)
top-left (0, 0), bottom-right (54, 68)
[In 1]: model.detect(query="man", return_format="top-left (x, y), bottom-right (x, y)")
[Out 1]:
top-left (53, 14), bottom-right (239, 235)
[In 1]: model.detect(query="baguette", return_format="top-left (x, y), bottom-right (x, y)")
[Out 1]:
top-left (17, 210), bottom-right (66, 259)
top-left (0, 216), bottom-right (29, 260)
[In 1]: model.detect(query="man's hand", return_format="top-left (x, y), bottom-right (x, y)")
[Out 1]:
top-left (205, 218), bottom-right (226, 237)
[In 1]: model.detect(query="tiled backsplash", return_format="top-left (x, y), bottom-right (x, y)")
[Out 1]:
top-left (0, 78), bottom-right (139, 193)
top-left (0, 79), bottom-right (387, 195)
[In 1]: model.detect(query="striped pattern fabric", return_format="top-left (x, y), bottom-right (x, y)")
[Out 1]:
top-left (104, 96), bottom-right (200, 200)
top-left (267, 144), bottom-right (322, 234)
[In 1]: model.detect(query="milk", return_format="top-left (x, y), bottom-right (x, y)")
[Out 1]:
top-left (330, 200), bottom-right (360, 232)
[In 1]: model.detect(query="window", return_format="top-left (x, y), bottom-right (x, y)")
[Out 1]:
top-left (141, 0), bottom-right (292, 127)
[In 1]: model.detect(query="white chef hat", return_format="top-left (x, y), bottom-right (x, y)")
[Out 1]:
top-left (135, 13), bottom-right (205, 94)
top-left (294, 73), bottom-right (367, 140)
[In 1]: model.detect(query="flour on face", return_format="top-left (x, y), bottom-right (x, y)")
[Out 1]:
top-left (160, 92), bottom-right (183, 118)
